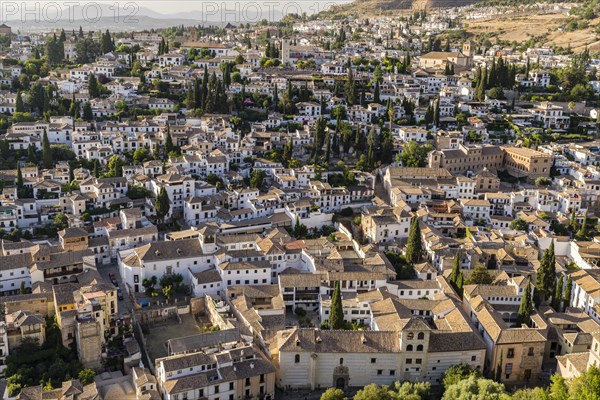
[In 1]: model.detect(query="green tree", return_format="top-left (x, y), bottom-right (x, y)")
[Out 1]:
top-left (563, 274), bottom-right (572, 311)
top-left (19, 281), bottom-right (26, 294)
top-left (518, 281), bottom-right (533, 326)
top-left (405, 217), bottom-right (423, 264)
top-left (456, 271), bottom-right (464, 297)
top-left (354, 384), bottom-right (393, 400)
top-left (442, 375), bottom-right (508, 400)
top-left (467, 263), bottom-right (493, 285)
top-left (78, 368), bottom-right (96, 385)
top-left (570, 365), bottom-right (600, 400)
top-left (549, 374), bottom-right (569, 400)
top-left (495, 349), bottom-right (503, 382)
top-left (15, 91), bottom-right (24, 112)
top-left (391, 380), bottom-right (430, 399)
top-left (53, 212), bottom-right (69, 231)
top-left (88, 74), bottom-right (100, 98)
top-left (320, 387), bottom-right (344, 400)
top-left (82, 102), bottom-right (93, 121)
top-left (249, 169), bottom-right (266, 189)
top-left (133, 148), bottom-right (152, 163)
top-left (329, 282), bottom-right (344, 330)
top-left (155, 187), bottom-right (170, 223)
top-left (509, 218), bottom-right (528, 231)
top-left (106, 155), bottom-right (124, 177)
top-left (442, 364), bottom-right (482, 389)
top-left (16, 163), bottom-right (23, 188)
top-left (449, 252), bottom-right (461, 286)
top-left (553, 275), bottom-right (563, 311)
top-left (42, 129), bottom-right (53, 168)
top-left (575, 215), bottom-right (589, 240)
top-left (536, 241), bottom-right (556, 301)
top-left (400, 141), bottom-right (431, 167)
top-left (344, 67), bottom-right (357, 106)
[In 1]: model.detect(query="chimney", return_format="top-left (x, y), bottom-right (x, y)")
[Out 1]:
top-left (250, 363), bottom-right (254, 369)
top-left (176, 248), bottom-right (182, 255)
top-left (361, 333), bottom-right (367, 344)
top-left (155, 250), bottom-right (160, 256)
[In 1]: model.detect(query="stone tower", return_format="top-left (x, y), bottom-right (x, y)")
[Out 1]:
top-left (77, 319), bottom-right (103, 369)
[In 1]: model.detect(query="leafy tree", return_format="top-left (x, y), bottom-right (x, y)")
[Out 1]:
top-left (400, 141), bottom-right (431, 167)
top-left (549, 373), bottom-right (569, 400)
top-left (487, 87), bottom-right (505, 99)
top-left (106, 155), bottom-right (124, 177)
top-left (405, 217), bottom-right (422, 264)
top-left (321, 388), bottom-right (344, 400)
top-left (78, 368), bottom-right (96, 385)
top-left (442, 364), bottom-right (482, 389)
top-left (443, 375), bottom-right (509, 400)
top-left (329, 282), bottom-right (344, 329)
top-left (518, 281), bottom-right (533, 326)
top-left (142, 276), bottom-right (157, 294)
top-left (510, 387), bottom-right (550, 400)
top-left (42, 129), bottom-right (53, 168)
top-left (20, 281), bottom-right (26, 294)
top-left (344, 67), bottom-right (357, 106)
top-left (467, 263), bottom-right (493, 285)
top-left (249, 169), bottom-right (266, 189)
top-left (509, 218), bottom-right (528, 231)
top-left (354, 384), bottom-right (393, 400)
top-left (570, 365), bottom-right (600, 399)
top-left (133, 148), bottom-right (153, 163)
top-left (391, 380), bottom-right (430, 399)
top-left (535, 177), bottom-right (552, 187)
top-left (53, 212), bottom-right (69, 231)
top-left (155, 187), bottom-right (170, 223)
top-left (127, 186), bottom-right (153, 200)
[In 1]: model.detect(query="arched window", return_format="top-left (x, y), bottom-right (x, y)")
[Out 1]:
top-left (407, 345), bottom-right (413, 351)
top-left (407, 332), bottom-right (414, 340)
top-left (339, 358), bottom-right (344, 365)
top-left (295, 354), bottom-right (300, 363)
top-left (417, 344), bottom-right (424, 351)
top-left (417, 332), bottom-right (425, 340)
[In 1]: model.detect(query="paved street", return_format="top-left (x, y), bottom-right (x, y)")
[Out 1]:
top-left (97, 262), bottom-right (135, 315)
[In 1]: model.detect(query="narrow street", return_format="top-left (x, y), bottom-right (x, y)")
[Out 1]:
top-left (97, 262), bottom-right (135, 315)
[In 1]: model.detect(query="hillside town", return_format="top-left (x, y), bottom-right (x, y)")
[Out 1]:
top-left (0, 6), bottom-right (599, 400)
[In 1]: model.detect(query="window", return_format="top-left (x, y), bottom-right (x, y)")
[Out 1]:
top-left (417, 332), bottom-right (425, 340)
top-left (471, 355), bottom-right (477, 361)
top-left (407, 333), bottom-right (414, 340)
top-left (214, 385), bottom-right (219, 394)
top-left (295, 354), bottom-right (300, 363)
top-left (339, 358), bottom-right (344, 365)
top-left (417, 344), bottom-right (423, 351)
top-left (229, 382), bottom-right (234, 390)
top-left (406, 359), bottom-right (412, 364)
top-left (377, 370), bottom-right (383, 375)
top-left (390, 370), bottom-right (396, 376)
top-left (507, 348), bottom-right (514, 359)
top-left (371, 358), bottom-right (376, 364)
top-left (528, 347), bottom-right (534, 356)
top-left (407, 344), bottom-right (413, 351)
top-left (416, 358), bottom-right (422, 364)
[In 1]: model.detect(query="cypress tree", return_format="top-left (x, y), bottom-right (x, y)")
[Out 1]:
top-left (324, 129), bottom-right (331, 164)
top-left (165, 126), bottom-right (174, 155)
top-left (456, 271), bottom-right (464, 297)
top-left (563, 275), bottom-right (572, 311)
top-left (16, 163), bottom-right (23, 187)
top-left (374, 81), bottom-right (380, 103)
top-left (15, 91), bottom-right (24, 112)
top-left (42, 129), bottom-right (53, 168)
top-left (553, 275), bottom-right (563, 311)
top-left (576, 216), bottom-right (588, 240)
top-left (82, 102), bottom-right (93, 121)
top-left (449, 253), bottom-right (461, 286)
top-left (518, 281), bottom-right (533, 326)
top-left (536, 241), bottom-right (556, 302)
top-left (405, 217), bottom-right (422, 264)
top-left (495, 349), bottom-right (503, 382)
top-left (27, 145), bottom-right (37, 164)
top-left (155, 187), bottom-right (171, 223)
top-left (329, 282), bottom-right (344, 330)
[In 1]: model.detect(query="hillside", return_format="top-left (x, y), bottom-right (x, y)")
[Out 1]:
top-left (324, 0), bottom-right (479, 16)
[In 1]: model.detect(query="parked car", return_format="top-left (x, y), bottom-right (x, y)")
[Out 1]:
top-left (109, 272), bottom-right (118, 286)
